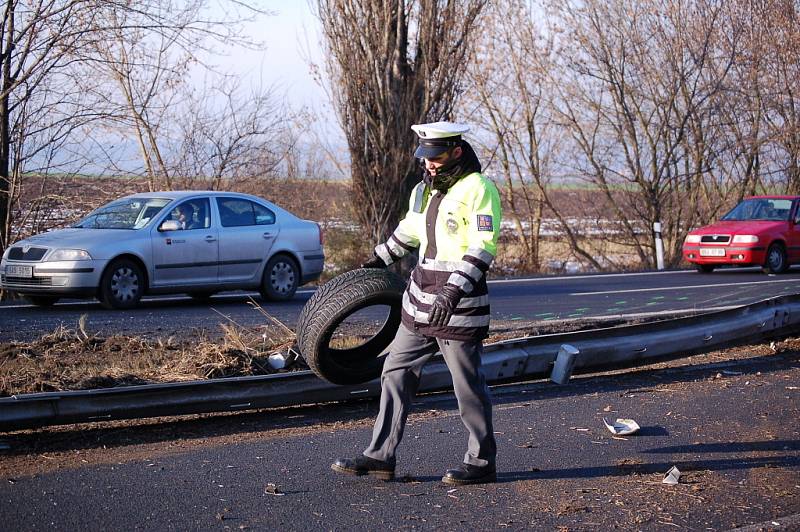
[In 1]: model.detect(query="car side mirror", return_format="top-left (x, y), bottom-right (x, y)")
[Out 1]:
top-left (159, 220), bottom-right (181, 232)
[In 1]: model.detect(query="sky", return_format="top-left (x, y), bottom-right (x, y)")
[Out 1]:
top-left (89, 2), bottom-right (342, 176)
top-left (222, 2), bottom-right (326, 107)
top-left (200, 1), bottom-right (346, 173)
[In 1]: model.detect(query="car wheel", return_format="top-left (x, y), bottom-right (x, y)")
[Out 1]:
top-left (23, 295), bottom-right (60, 306)
top-left (260, 254), bottom-right (299, 301)
top-left (695, 264), bottom-right (715, 274)
top-left (99, 258), bottom-right (145, 309)
top-left (762, 243), bottom-right (789, 274)
top-left (296, 268), bottom-right (407, 385)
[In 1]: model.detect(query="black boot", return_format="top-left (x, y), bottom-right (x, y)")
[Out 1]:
top-left (331, 456), bottom-right (395, 480)
top-left (442, 463), bottom-right (497, 485)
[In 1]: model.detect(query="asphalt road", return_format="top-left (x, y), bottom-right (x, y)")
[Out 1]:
top-left (1, 340), bottom-right (798, 530)
top-left (2, 267), bottom-right (800, 342)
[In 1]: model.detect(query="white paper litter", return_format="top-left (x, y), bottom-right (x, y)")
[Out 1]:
top-left (268, 353), bottom-right (287, 369)
top-left (264, 483), bottom-right (285, 496)
top-left (603, 418), bottom-right (640, 435)
top-left (662, 466), bottom-right (681, 485)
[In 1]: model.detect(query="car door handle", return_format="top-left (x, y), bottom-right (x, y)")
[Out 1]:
top-left (263, 232), bottom-right (275, 239)
top-left (204, 235), bottom-right (217, 242)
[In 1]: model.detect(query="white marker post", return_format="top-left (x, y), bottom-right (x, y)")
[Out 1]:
top-left (654, 222), bottom-right (665, 270)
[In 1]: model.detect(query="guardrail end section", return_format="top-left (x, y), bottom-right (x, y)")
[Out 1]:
top-left (551, 344), bottom-right (580, 385)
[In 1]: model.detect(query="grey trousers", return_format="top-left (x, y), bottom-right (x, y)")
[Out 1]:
top-left (363, 323), bottom-right (496, 467)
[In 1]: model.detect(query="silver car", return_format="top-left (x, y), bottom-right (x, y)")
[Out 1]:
top-left (1, 191), bottom-right (324, 309)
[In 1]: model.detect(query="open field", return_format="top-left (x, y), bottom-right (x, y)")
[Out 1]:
top-left (11, 175), bottom-right (649, 286)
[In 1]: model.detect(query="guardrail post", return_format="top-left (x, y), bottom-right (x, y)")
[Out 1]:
top-left (550, 344), bottom-right (580, 384)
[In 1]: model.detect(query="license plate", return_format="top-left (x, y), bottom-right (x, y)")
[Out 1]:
top-left (6, 264), bottom-right (34, 277)
top-left (699, 248), bottom-right (725, 257)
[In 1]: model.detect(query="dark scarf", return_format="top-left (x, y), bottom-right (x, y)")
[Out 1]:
top-left (422, 140), bottom-right (482, 192)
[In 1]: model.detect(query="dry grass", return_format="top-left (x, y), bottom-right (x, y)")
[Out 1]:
top-left (0, 311), bottom-right (725, 397)
top-left (319, 226), bottom-right (372, 281)
top-left (321, 225), bottom-right (643, 279)
top-left (493, 236), bottom-right (643, 275)
top-left (0, 309), bottom-right (302, 397)
top-left (328, 336), bottom-right (373, 349)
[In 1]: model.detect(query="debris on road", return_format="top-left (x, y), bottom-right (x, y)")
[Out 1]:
top-left (662, 466), bottom-right (681, 485)
top-left (268, 353), bottom-right (288, 369)
top-left (264, 483), bottom-right (285, 496)
top-left (603, 418), bottom-right (641, 435)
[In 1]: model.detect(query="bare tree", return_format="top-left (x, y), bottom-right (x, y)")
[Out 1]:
top-left (7, 70), bottom-right (108, 242)
top-left (83, 7), bottom-right (184, 191)
top-left (545, 0), bottom-right (736, 268)
top-left (0, 0), bottom-right (103, 253)
top-left (445, 0), bottom-right (799, 273)
top-left (0, 0), bottom-right (272, 256)
top-left (314, 0), bottom-right (487, 243)
top-left (466, 0), bottom-right (608, 273)
top-left (79, 0), bottom-right (268, 191)
top-left (675, 0), bottom-right (799, 219)
top-left (173, 79), bottom-right (295, 189)
top-left (756, 0), bottom-right (800, 193)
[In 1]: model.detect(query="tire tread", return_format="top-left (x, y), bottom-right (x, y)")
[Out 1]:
top-left (296, 269), bottom-right (406, 383)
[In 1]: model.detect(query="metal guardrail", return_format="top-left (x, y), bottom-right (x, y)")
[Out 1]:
top-left (2, 294), bottom-right (799, 431)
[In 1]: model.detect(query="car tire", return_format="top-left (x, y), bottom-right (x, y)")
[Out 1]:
top-left (260, 254), bottom-right (299, 301)
top-left (99, 258), bottom-right (145, 309)
top-left (23, 295), bottom-right (60, 306)
top-left (695, 264), bottom-right (715, 274)
top-left (296, 268), bottom-right (407, 385)
top-left (762, 242), bottom-right (789, 274)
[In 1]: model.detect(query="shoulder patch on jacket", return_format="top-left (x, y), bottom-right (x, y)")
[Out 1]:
top-left (477, 214), bottom-right (494, 231)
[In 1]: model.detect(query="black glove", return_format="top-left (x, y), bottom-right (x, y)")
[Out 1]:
top-left (361, 254), bottom-right (387, 269)
top-left (428, 284), bottom-right (462, 327)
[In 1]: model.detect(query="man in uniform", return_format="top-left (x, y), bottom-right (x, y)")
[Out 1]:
top-left (331, 121), bottom-right (502, 485)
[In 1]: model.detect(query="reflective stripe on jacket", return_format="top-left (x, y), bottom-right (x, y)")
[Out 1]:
top-left (375, 172), bottom-right (502, 341)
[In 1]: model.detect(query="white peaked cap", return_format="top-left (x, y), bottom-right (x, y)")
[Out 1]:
top-left (411, 121), bottom-right (470, 139)
top-left (411, 121), bottom-right (470, 158)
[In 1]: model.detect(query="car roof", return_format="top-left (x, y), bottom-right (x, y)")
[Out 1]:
top-left (123, 190), bottom-right (265, 201)
top-left (118, 190), bottom-right (300, 220)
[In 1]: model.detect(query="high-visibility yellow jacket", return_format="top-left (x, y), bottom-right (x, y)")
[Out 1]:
top-left (375, 172), bottom-right (502, 340)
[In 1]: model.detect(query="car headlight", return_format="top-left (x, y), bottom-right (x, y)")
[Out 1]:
top-left (46, 249), bottom-right (93, 261)
top-left (684, 235), bottom-right (701, 243)
top-left (732, 235), bottom-right (759, 243)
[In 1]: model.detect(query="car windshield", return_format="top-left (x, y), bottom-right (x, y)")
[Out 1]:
top-left (73, 198), bottom-right (172, 229)
top-left (721, 198), bottom-right (793, 222)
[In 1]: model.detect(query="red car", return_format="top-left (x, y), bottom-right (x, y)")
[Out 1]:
top-left (682, 195), bottom-right (800, 273)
